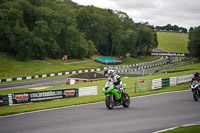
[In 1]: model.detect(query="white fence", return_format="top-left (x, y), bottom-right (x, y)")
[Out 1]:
top-left (170, 77), bottom-right (177, 86)
top-left (152, 74), bottom-right (193, 90)
top-left (152, 78), bottom-right (162, 90)
top-left (79, 86), bottom-right (98, 96)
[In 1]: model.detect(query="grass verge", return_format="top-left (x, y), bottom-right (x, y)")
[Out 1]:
top-left (159, 61), bottom-right (200, 73)
top-left (161, 125), bottom-right (200, 133)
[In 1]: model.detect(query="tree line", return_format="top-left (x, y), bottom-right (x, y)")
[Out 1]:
top-left (188, 26), bottom-right (200, 59)
top-left (0, 0), bottom-right (158, 60)
top-left (155, 24), bottom-right (187, 33)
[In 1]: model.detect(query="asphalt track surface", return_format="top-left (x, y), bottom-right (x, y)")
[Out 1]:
top-left (0, 90), bottom-right (200, 133)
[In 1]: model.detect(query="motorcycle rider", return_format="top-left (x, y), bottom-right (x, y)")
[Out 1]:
top-left (191, 72), bottom-right (200, 83)
top-left (104, 69), bottom-right (123, 92)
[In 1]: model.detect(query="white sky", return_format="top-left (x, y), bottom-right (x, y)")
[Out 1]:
top-left (72, 0), bottom-right (200, 30)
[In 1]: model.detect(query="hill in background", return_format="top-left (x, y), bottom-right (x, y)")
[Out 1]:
top-left (157, 32), bottom-right (189, 53)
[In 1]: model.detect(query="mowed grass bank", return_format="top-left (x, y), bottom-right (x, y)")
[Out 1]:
top-left (157, 32), bottom-right (189, 53)
top-left (0, 55), bottom-right (159, 79)
top-left (0, 56), bottom-right (104, 79)
top-left (159, 61), bottom-right (200, 73)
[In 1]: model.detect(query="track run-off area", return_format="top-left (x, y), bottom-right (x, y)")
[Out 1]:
top-left (0, 90), bottom-right (200, 133)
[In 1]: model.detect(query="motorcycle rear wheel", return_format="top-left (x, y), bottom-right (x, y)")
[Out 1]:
top-left (122, 93), bottom-right (130, 108)
top-left (105, 95), bottom-right (115, 110)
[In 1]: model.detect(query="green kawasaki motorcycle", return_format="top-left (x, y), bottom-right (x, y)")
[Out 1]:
top-left (102, 81), bottom-right (130, 110)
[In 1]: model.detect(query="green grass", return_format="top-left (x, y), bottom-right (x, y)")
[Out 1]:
top-left (122, 56), bottom-right (160, 65)
top-left (159, 61), bottom-right (200, 73)
top-left (161, 125), bottom-right (200, 133)
top-left (157, 32), bottom-right (189, 53)
top-left (0, 56), bottom-right (104, 79)
top-left (0, 55), bottom-right (160, 79)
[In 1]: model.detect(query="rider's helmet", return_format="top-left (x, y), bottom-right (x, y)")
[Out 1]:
top-left (108, 70), bottom-right (116, 77)
top-left (194, 72), bottom-right (199, 78)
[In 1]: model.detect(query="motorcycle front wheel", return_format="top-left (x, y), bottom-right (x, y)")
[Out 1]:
top-left (105, 94), bottom-right (114, 110)
top-left (193, 90), bottom-right (199, 101)
top-left (122, 93), bottom-right (130, 108)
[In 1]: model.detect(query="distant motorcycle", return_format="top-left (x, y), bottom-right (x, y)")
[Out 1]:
top-left (190, 80), bottom-right (200, 101)
top-left (102, 81), bottom-right (130, 110)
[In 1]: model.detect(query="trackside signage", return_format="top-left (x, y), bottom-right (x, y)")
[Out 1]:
top-left (150, 52), bottom-right (186, 57)
top-left (13, 93), bottom-right (29, 104)
top-left (176, 74), bottom-right (193, 84)
top-left (63, 90), bottom-right (76, 97)
top-left (141, 52), bottom-right (191, 57)
top-left (29, 89), bottom-right (77, 102)
top-left (10, 89), bottom-right (78, 104)
top-left (30, 90), bottom-right (63, 102)
top-left (0, 86), bottom-right (97, 106)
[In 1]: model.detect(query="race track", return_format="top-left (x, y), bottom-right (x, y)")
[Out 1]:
top-left (0, 90), bottom-right (199, 133)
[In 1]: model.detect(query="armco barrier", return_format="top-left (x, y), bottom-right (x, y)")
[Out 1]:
top-left (0, 86), bottom-right (97, 106)
top-left (152, 74), bottom-right (193, 90)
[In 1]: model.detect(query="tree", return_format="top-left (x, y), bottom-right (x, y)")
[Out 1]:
top-left (189, 27), bottom-right (194, 32)
top-left (32, 20), bottom-right (58, 59)
top-left (64, 25), bottom-right (92, 58)
top-left (155, 24), bottom-right (187, 33)
top-left (115, 30), bottom-right (137, 59)
top-left (12, 25), bottom-right (32, 60)
top-left (136, 24), bottom-right (157, 53)
top-left (188, 26), bottom-right (200, 59)
top-left (0, 0), bottom-right (157, 60)
top-left (86, 40), bottom-right (98, 57)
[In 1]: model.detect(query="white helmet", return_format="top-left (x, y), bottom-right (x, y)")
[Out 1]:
top-left (108, 70), bottom-right (116, 77)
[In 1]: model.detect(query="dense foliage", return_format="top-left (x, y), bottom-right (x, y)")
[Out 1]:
top-left (155, 24), bottom-right (187, 33)
top-left (0, 0), bottom-right (158, 60)
top-left (188, 26), bottom-right (200, 59)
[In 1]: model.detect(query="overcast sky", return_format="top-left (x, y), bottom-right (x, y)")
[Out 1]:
top-left (72, 0), bottom-right (200, 30)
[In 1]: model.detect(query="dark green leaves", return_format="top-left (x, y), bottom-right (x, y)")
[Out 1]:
top-left (0, 0), bottom-right (158, 60)
top-left (188, 26), bottom-right (200, 59)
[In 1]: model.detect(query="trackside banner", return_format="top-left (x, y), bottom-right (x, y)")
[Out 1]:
top-left (138, 52), bottom-right (191, 57)
top-left (1, 86), bottom-right (97, 106)
top-left (29, 89), bottom-right (77, 102)
top-left (12, 89), bottom-right (78, 104)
